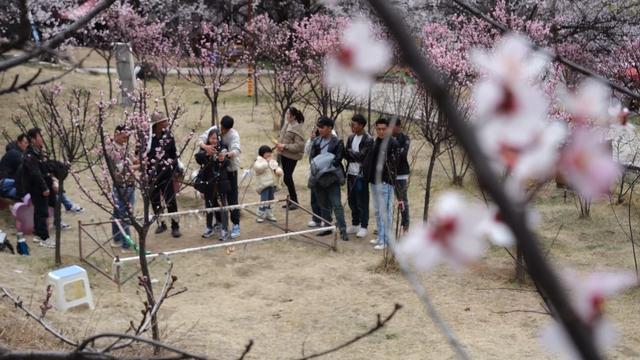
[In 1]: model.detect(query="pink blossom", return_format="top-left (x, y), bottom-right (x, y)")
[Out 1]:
top-left (397, 192), bottom-right (488, 271)
top-left (540, 271), bottom-right (636, 359)
top-left (558, 129), bottom-right (621, 199)
top-left (471, 33), bottom-right (549, 85)
top-left (324, 19), bottom-right (391, 97)
top-left (559, 79), bottom-right (616, 127)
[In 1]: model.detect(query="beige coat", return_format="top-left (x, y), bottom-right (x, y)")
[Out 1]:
top-left (278, 121), bottom-right (306, 161)
top-left (253, 156), bottom-right (283, 194)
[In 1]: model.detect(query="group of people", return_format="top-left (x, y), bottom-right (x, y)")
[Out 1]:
top-left (271, 107), bottom-right (411, 249)
top-left (108, 113), bottom-right (244, 248)
top-left (0, 108), bottom-right (410, 253)
top-left (0, 128), bottom-right (84, 248)
top-left (304, 114), bottom-right (410, 249)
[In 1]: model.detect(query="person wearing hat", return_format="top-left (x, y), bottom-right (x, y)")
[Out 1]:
top-left (308, 116), bottom-right (348, 241)
top-left (147, 112), bottom-right (181, 238)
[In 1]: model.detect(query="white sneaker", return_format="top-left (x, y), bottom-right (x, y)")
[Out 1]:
top-left (308, 220), bottom-right (320, 227)
top-left (356, 228), bottom-right (368, 238)
top-left (32, 236), bottom-right (44, 244)
top-left (369, 238), bottom-right (379, 244)
top-left (61, 222), bottom-right (71, 230)
top-left (40, 238), bottom-right (56, 248)
top-left (202, 227), bottom-right (215, 238)
top-left (67, 205), bottom-right (84, 213)
top-left (346, 225), bottom-right (360, 234)
top-left (265, 210), bottom-right (277, 222)
top-left (374, 244), bottom-right (387, 250)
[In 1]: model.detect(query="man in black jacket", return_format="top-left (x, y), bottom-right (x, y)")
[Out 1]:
top-left (392, 119), bottom-right (411, 232)
top-left (364, 118), bottom-right (403, 250)
top-left (0, 133), bottom-right (28, 199)
top-left (147, 112), bottom-right (181, 238)
top-left (344, 114), bottom-right (373, 238)
top-left (309, 116), bottom-right (348, 241)
top-left (19, 128), bottom-right (56, 247)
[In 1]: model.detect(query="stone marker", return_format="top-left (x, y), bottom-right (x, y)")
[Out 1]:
top-left (114, 42), bottom-right (136, 106)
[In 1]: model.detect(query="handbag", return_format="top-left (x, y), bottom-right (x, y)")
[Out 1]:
top-left (193, 169), bottom-right (208, 194)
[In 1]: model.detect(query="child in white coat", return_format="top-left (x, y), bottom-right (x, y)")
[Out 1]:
top-left (253, 145), bottom-right (283, 222)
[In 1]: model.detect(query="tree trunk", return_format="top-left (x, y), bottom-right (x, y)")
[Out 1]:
top-left (423, 143), bottom-right (439, 220)
top-left (106, 61), bottom-right (113, 100)
top-left (516, 242), bottom-right (525, 284)
top-left (160, 78), bottom-right (170, 118)
top-left (137, 227), bottom-right (161, 351)
top-left (212, 91), bottom-right (219, 127)
top-left (54, 181), bottom-right (63, 266)
top-left (204, 89), bottom-right (216, 127)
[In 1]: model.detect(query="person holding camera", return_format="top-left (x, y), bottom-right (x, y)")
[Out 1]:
top-left (253, 145), bottom-right (283, 223)
top-left (198, 115), bottom-right (242, 239)
top-left (195, 128), bottom-right (230, 241)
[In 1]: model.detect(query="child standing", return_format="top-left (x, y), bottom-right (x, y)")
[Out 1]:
top-left (253, 145), bottom-right (283, 223)
top-left (195, 129), bottom-right (230, 240)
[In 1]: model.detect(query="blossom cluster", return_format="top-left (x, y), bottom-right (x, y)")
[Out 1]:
top-left (326, 18), bottom-right (636, 357)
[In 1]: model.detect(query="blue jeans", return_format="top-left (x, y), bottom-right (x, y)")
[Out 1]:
top-left (311, 191), bottom-right (321, 223)
top-left (260, 186), bottom-right (275, 211)
top-left (315, 183), bottom-right (346, 234)
top-left (61, 192), bottom-right (74, 210)
top-left (0, 178), bottom-right (16, 199)
top-left (371, 182), bottom-right (393, 246)
top-left (112, 186), bottom-right (135, 248)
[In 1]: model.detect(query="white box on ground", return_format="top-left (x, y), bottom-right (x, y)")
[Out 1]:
top-left (47, 265), bottom-right (94, 312)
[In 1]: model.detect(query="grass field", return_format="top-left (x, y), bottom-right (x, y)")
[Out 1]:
top-left (1, 60), bottom-right (639, 359)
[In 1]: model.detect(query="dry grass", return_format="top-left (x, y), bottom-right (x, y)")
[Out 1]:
top-left (1, 62), bottom-right (640, 359)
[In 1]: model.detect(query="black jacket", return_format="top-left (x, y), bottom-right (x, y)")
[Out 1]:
top-left (309, 135), bottom-right (345, 187)
top-left (16, 146), bottom-right (51, 198)
top-left (146, 129), bottom-right (178, 184)
top-left (195, 143), bottom-right (230, 194)
top-left (0, 142), bottom-right (23, 180)
top-left (393, 132), bottom-right (411, 176)
top-left (344, 132), bottom-right (374, 176)
top-left (364, 137), bottom-right (399, 186)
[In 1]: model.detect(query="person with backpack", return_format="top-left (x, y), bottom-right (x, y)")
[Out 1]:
top-left (195, 128), bottom-right (230, 241)
top-left (308, 116), bottom-right (348, 241)
top-left (252, 145), bottom-right (283, 223)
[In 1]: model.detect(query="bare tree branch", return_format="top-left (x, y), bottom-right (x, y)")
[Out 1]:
top-left (0, 287), bottom-right (79, 347)
top-left (450, 0), bottom-right (640, 100)
top-left (366, 0), bottom-right (601, 359)
top-left (0, 0), bottom-right (117, 72)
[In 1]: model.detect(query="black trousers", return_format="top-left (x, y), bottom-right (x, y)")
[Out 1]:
top-left (205, 187), bottom-right (228, 231)
top-left (347, 174), bottom-right (369, 228)
top-left (280, 156), bottom-right (298, 204)
top-left (151, 178), bottom-right (179, 229)
top-left (31, 191), bottom-right (54, 240)
top-left (227, 171), bottom-right (239, 225)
